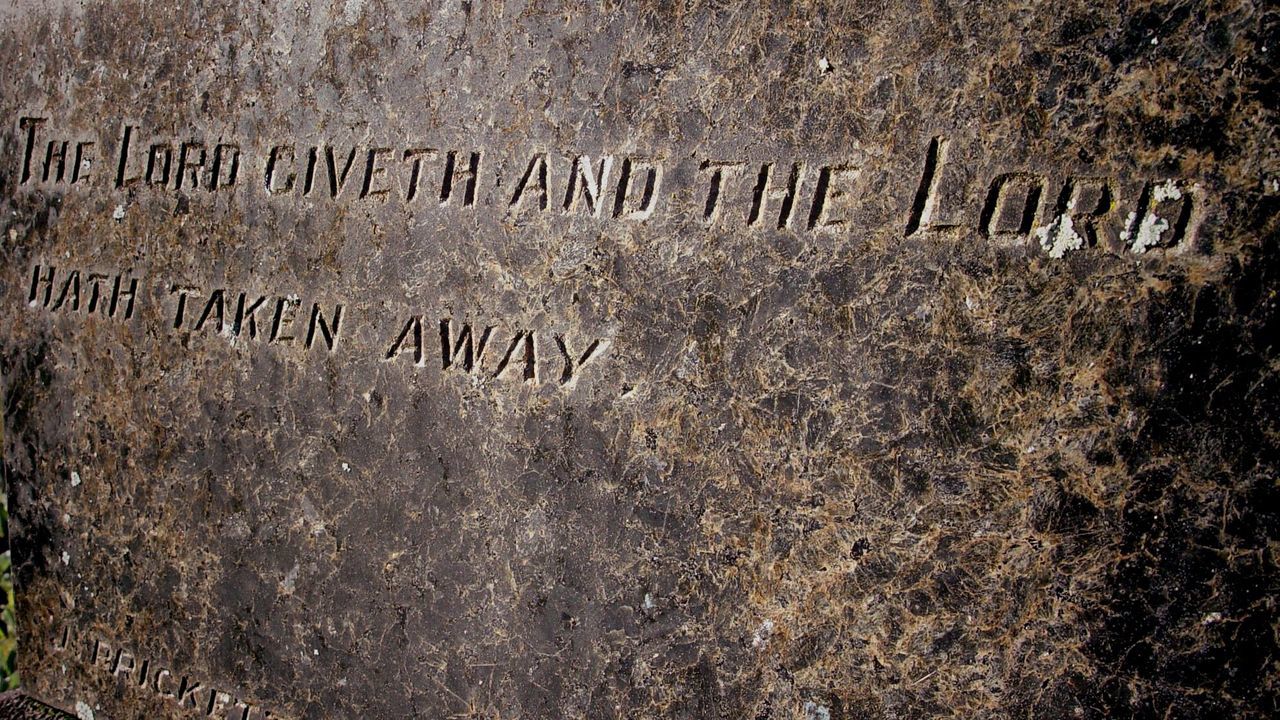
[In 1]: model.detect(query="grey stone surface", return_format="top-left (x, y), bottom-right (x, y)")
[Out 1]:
top-left (0, 1), bottom-right (1277, 718)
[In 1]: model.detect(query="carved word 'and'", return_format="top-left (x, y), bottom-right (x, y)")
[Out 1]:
top-left (53, 625), bottom-right (287, 719)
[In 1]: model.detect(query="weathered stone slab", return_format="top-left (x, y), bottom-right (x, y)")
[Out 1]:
top-left (0, 1), bottom-right (1277, 718)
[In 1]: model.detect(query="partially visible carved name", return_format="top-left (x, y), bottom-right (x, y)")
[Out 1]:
top-left (52, 626), bottom-right (288, 720)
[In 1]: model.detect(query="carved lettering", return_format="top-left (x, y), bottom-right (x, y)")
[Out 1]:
top-left (401, 148), bottom-right (437, 202)
top-left (233, 294), bottom-right (270, 339)
top-left (325, 145), bottom-right (359, 198)
top-left (387, 315), bottom-right (425, 365)
top-left (806, 164), bottom-right (860, 230)
top-left (905, 136), bottom-right (963, 235)
top-left (563, 155), bottom-right (612, 216)
top-left (360, 147), bottom-right (393, 199)
top-left (306, 302), bottom-right (344, 351)
top-left (510, 153), bottom-right (550, 211)
top-left (1121, 179), bottom-right (1199, 254)
top-left (175, 676), bottom-right (203, 708)
top-left (195, 289), bottom-right (227, 334)
top-left (265, 144), bottom-right (296, 194)
top-left (7, 120), bottom-right (1209, 252)
top-left (440, 150), bottom-right (480, 206)
top-left (19, 116), bottom-right (46, 184)
top-left (493, 331), bottom-right (537, 382)
top-left (699, 160), bottom-right (745, 223)
top-left (554, 336), bottom-right (607, 386)
top-left (440, 319), bottom-right (493, 372)
top-left (28, 265), bottom-right (137, 320)
top-left (749, 161), bottom-right (804, 229)
top-left (980, 173), bottom-right (1044, 238)
top-left (613, 157), bottom-right (662, 220)
top-left (176, 141), bottom-right (206, 190)
top-left (270, 296), bottom-right (302, 344)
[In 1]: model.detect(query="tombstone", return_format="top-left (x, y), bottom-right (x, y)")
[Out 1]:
top-left (0, 2), bottom-right (1276, 719)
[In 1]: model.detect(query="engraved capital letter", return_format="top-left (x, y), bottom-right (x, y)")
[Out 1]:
top-left (28, 264), bottom-right (56, 307)
top-left (306, 302), bottom-right (344, 351)
top-left (554, 336), bottom-right (607, 386)
top-left (115, 124), bottom-right (144, 188)
top-left (699, 160), bottom-right (744, 224)
top-left (386, 315), bottom-right (424, 366)
top-left (19, 116), bottom-right (46, 184)
top-left (613, 157), bottom-right (663, 221)
top-left (360, 147), bottom-right (393, 199)
top-left (441, 150), bottom-right (480, 206)
top-left (563, 155), bottom-right (613, 216)
top-left (401, 148), bottom-right (437, 202)
top-left (510, 153), bottom-right (549, 212)
top-left (905, 136), bottom-right (962, 235)
top-left (175, 676), bottom-right (203, 708)
top-left (807, 164), bottom-right (860, 231)
top-left (170, 284), bottom-right (203, 330)
top-left (749, 162), bottom-right (804, 229)
top-left (211, 143), bottom-right (240, 190)
top-left (265, 145), bottom-right (297, 194)
top-left (440, 319), bottom-right (493, 373)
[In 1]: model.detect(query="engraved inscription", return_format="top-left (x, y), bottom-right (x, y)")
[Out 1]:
top-left (22, 263), bottom-right (609, 391)
top-left (15, 117), bottom-right (1212, 255)
top-left (28, 264), bottom-right (138, 320)
top-left (54, 625), bottom-right (288, 720)
top-left (906, 135), bottom-right (1202, 255)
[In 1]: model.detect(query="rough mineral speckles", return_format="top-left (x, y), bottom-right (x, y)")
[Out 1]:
top-left (0, 1), bottom-right (1277, 719)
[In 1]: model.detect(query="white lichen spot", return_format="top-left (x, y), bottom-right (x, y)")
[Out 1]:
top-left (342, 462), bottom-right (351, 473)
top-left (342, 0), bottom-right (364, 23)
top-left (71, 470), bottom-right (82, 487)
top-left (1153, 179), bottom-right (1182, 203)
top-left (1034, 214), bottom-right (1085, 259)
top-left (643, 593), bottom-right (655, 610)
top-left (675, 341), bottom-right (700, 380)
top-left (1129, 214), bottom-right (1171, 254)
top-left (281, 564), bottom-right (299, 594)
top-left (804, 701), bottom-right (832, 720)
top-left (62, 551), bottom-right (71, 565)
top-left (1118, 211), bottom-right (1137, 243)
top-left (75, 700), bottom-right (95, 720)
top-left (1202, 611), bottom-right (1224, 625)
top-left (817, 56), bottom-right (832, 73)
top-left (751, 619), bottom-right (774, 648)
top-left (111, 204), bottom-right (125, 221)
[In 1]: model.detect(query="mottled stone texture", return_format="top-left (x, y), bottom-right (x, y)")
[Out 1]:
top-left (0, 1), bottom-right (1277, 718)
top-left (0, 692), bottom-right (70, 720)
